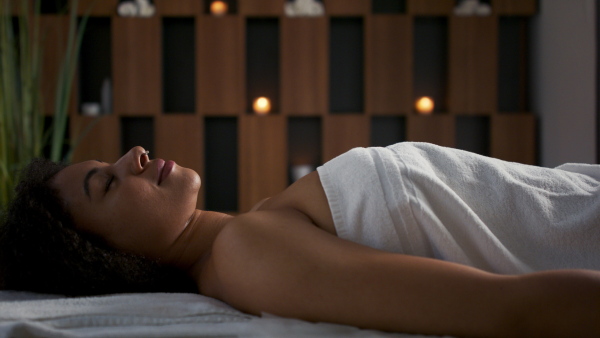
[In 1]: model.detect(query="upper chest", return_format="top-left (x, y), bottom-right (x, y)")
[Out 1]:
top-left (253, 171), bottom-right (336, 236)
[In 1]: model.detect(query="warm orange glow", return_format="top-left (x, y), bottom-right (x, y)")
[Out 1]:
top-left (210, 1), bottom-right (228, 16)
top-left (253, 97), bottom-right (271, 114)
top-left (415, 96), bottom-right (434, 114)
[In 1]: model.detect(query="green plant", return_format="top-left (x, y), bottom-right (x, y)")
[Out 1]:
top-left (0, 0), bottom-right (89, 212)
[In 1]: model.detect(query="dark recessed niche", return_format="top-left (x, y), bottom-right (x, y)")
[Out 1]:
top-left (163, 17), bottom-right (195, 113)
top-left (413, 17), bottom-right (448, 113)
top-left (246, 18), bottom-right (280, 114)
top-left (329, 17), bottom-right (364, 113)
top-left (204, 0), bottom-right (238, 15)
top-left (79, 17), bottom-right (111, 114)
top-left (288, 117), bottom-right (322, 183)
top-left (455, 116), bottom-right (490, 156)
top-left (204, 117), bottom-right (238, 211)
top-left (121, 117), bottom-right (154, 155)
top-left (499, 16), bottom-right (528, 112)
top-left (372, 0), bottom-right (406, 14)
top-left (370, 116), bottom-right (406, 147)
top-left (41, 0), bottom-right (69, 14)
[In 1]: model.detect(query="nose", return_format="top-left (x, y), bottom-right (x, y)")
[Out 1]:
top-left (112, 146), bottom-right (149, 177)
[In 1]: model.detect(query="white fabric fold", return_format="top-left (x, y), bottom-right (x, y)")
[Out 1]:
top-left (317, 142), bottom-right (600, 274)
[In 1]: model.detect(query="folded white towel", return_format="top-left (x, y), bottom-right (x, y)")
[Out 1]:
top-left (318, 142), bottom-right (600, 274)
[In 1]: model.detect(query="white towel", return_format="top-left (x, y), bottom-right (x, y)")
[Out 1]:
top-left (317, 142), bottom-right (600, 274)
top-left (0, 291), bottom-right (423, 337)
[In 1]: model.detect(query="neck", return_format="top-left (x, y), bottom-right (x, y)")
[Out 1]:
top-left (163, 209), bottom-right (233, 279)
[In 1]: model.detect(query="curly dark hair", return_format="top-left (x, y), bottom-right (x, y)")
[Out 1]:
top-left (0, 158), bottom-right (197, 296)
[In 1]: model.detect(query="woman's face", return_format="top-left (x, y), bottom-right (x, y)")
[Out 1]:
top-left (52, 147), bottom-right (201, 258)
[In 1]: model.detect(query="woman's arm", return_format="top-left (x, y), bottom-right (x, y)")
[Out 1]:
top-left (208, 211), bottom-right (600, 337)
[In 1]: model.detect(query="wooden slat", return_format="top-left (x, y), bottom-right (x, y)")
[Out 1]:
top-left (281, 17), bottom-right (327, 115)
top-left (449, 16), bottom-right (497, 115)
top-left (324, 0), bottom-right (369, 16)
top-left (366, 15), bottom-right (411, 115)
top-left (407, 0), bottom-right (454, 15)
top-left (407, 114), bottom-right (455, 147)
top-left (156, 0), bottom-right (202, 15)
top-left (112, 17), bottom-right (161, 115)
top-left (77, 0), bottom-right (118, 16)
top-left (70, 115), bottom-right (120, 163)
top-left (239, 0), bottom-right (283, 16)
top-left (40, 16), bottom-right (71, 116)
top-left (197, 16), bottom-right (243, 115)
top-left (323, 115), bottom-right (370, 162)
top-left (239, 115), bottom-right (288, 212)
top-left (491, 114), bottom-right (536, 165)
top-left (155, 115), bottom-right (205, 208)
top-left (494, 0), bottom-right (537, 15)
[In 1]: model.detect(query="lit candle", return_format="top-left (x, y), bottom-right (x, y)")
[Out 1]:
top-left (415, 96), bottom-right (434, 114)
top-left (210, 1), bottom-right (228, 16)
top-left (253, 97), bottom-right (271, 115)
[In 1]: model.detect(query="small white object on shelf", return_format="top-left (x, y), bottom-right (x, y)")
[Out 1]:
top-left (291, 164), bottom-right (314, 182)
top-left (285, 0), bottom-right (324, 17)
top-left (453, 0), bottom-right (491, 16)
top-left (117, 0), bottom-right (155, 17)
top-left (81, 102), bottom-right (101, 117)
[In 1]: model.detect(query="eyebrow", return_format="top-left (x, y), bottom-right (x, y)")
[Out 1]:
top-left (83, 161), bottom-right (104, 199)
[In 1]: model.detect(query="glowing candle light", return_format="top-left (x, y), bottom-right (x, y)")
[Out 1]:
top-left (253, 97), bottom-right (271, 115)
top-left (415, 96), bottom-right (434, 114)
top-left (210, 1), bottom-right (228, 16)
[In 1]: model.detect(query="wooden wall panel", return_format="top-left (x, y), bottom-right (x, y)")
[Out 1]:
top-left (449, 17), bottom-right (498, 114)
top-left (323, 115), bottom-right (369, 162)
top-left (495, 0), bottom-right (537, 15)
top-left (77, 0), bottom-right (119, 15)
top-left (491, 114), bottom-right (536, 165)
top-left (112, 17), bottom-right (161, 115)
top-left (407, 0), bottom-right (454, 15)
top-left (40, 16), bottom-right (70, 115)
top-left (239, 0), bottom-right (283, 16)
top-left (325, 0), bottom-right (369, 16)
top-left (156, 0), bottom-right (202, 16)
top-left (70, 115), bottom-right (120, 163)
top-left (407, 115), bottom-right (455, 147)
top-left (155, 115), bottom-right (205, 208)
top-left (281, 17), bottom-right (327, 116)
top-left (197, 16), bottom-right (243, 115)
top-left (239, 115), bottom-right (288, 212)
top-left (366, 15), bottom-right (411, 115)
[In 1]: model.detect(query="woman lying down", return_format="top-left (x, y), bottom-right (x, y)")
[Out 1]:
top-left (1, 142), bottom-right (599, 337)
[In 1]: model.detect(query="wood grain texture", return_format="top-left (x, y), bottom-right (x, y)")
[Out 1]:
top-left (197, 16), bottom-right (243, 115)
top-left (449, 16), bottom-right (498, 115)
top-left (239, 0), bottom-right (283, 16)
top-left (407, 0), bottom-right (454, 15)
top-left (491, 114), bottom-right (536, 165)
top-left (155, 0), bottom-right (202, 16)
top-left (112, 17), bottom-right (161, 115)
top-left (323, 115), bottom-right (369, 162)
top-left (239, 115), bottom-right (288, 212)
top-left (77, 0), bottom-right (118, 16)
top-left (281, 17), bottom-right (327, 116)
top-left (366, 15), bottom-right (411, 115)
top-left (155, 115), bottom-right (205, 208)
top-left (324, 0), bottom-right (369, 16)
top-left (494, 0), bottom-right (537, 15)
top-left (407, 114), bottom-right (455, 147)
top-left (70, 115), bottom-right (120, 163)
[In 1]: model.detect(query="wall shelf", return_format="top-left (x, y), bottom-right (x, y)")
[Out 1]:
top-left (35, 0), bottom-right (540, 212)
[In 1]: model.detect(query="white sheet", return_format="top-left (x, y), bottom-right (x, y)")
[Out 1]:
top-left (0, 291), bottom-right (441, 337)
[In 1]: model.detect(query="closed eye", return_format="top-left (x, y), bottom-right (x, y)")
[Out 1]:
top-left (105, 175), bottom-right (114, 193)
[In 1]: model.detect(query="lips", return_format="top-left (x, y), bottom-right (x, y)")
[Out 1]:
top-left (157, 159), bottom-right (175, 185)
